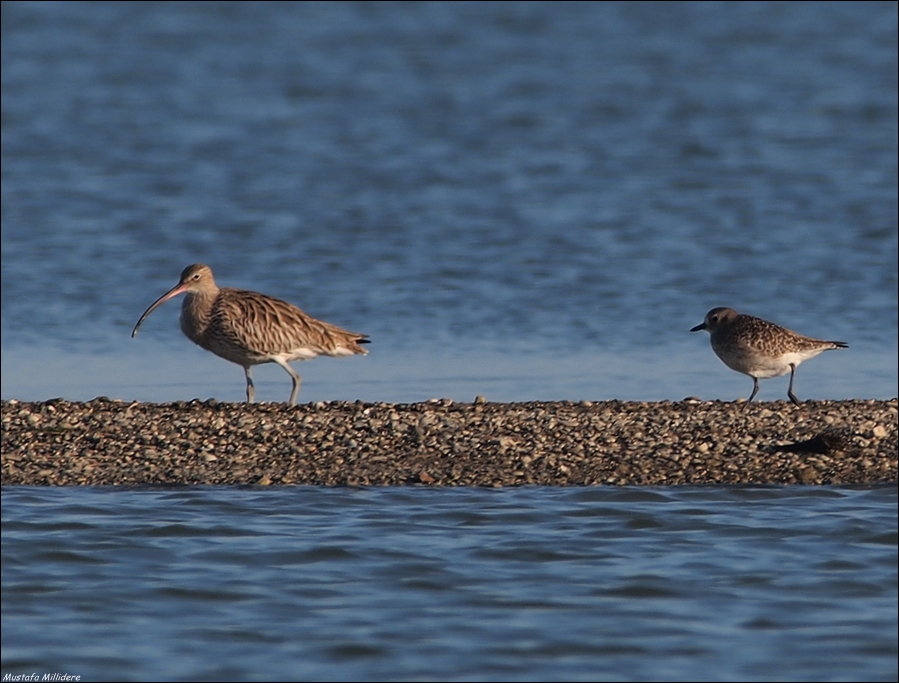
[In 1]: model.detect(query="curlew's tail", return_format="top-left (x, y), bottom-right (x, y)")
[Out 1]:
top-left (329, 333), bottom-right (369, 357)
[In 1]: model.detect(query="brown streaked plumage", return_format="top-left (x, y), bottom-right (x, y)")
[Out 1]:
top-left (132, 264), bottom-right (369, 404)
top-left (691, 307), bottom-right (847, 406)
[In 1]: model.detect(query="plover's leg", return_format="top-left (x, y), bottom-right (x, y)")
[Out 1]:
top-left (245, 367), bottom-right (255, 403)
top-left (747, 377), bottom-right (760, 403)
top-left (787, 363), bottom-right (801, 406)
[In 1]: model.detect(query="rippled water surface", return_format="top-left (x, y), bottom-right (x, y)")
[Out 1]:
top-left (2, 486), bottom-right (897, 682)
top-left (2, 1), bottom-right (897, 403)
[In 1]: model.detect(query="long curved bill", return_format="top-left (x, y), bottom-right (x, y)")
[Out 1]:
top-left (131, 282), bottom-right (188, 337)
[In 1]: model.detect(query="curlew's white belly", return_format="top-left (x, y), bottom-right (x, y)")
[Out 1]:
top-left (274, 345), bottom-right (361, 364)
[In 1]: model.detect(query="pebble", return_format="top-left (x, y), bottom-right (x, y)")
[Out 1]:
top-left (1, 399), bottom-right (896, 487)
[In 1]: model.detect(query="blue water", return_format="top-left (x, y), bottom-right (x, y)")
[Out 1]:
top-left (2, 486), bottom-right (897, 682)
top-left (2, 3), bottom-right (897, 681)
top-left (1, 1), bottom-right (896, 404)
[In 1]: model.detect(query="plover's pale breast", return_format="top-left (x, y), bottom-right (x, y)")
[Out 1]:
top-left (691, 307), bottom-right (847, 405)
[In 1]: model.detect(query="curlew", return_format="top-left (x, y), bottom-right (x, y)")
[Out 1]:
top-left (132, 264), bottom-right (369, 404)
top-left (691, 307), bottom-right (847, 405)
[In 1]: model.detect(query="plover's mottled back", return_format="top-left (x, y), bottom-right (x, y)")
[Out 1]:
top-left (691, 307), bottom-right (847, 405)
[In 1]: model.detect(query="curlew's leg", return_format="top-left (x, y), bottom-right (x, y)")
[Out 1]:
top-left (272, 358), bottom-right (301, 405)
top-left (747, 377), bottom-right (760, 403)
top-left (787, 363), bottom-right (801, 406)
top-left (244, 367), bottom-right (255, 403)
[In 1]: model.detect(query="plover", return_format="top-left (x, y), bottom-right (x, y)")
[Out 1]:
top-left (691, 307), bottom-right (847, 405)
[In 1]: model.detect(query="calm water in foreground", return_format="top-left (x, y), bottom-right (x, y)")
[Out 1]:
top-left (2, 486), bottom-right (897, 682)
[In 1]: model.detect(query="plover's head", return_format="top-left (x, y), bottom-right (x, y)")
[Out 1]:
top-left (691, 307), bottom-right (738, 333)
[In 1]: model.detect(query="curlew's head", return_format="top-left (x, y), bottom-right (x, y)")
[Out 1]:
top-left (691, 307), bottom-right (738, 334)
top-left (131, 264), bottom-right (218, 337)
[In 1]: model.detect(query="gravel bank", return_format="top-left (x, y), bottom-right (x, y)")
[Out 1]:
top-left (2, 398), bottom-right (896, 486)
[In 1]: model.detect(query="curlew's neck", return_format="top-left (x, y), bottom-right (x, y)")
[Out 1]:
top-left (180, 288), bottom-right (218, 346)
